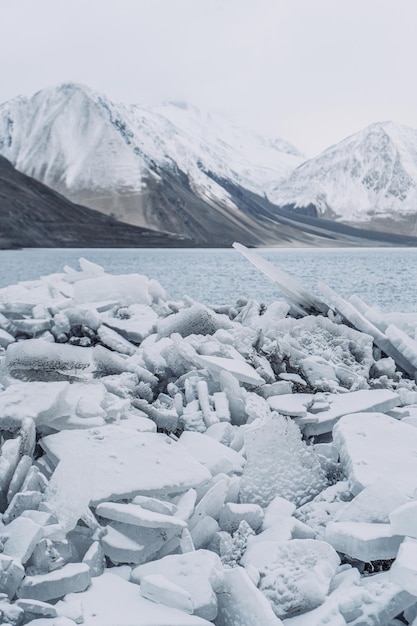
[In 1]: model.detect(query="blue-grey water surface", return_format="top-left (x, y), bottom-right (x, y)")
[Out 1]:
top-left (0, 247), bottom-right (416, 312)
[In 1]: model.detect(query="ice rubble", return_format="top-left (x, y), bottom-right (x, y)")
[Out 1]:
top-left (1, 249), bottom-right (417, 625)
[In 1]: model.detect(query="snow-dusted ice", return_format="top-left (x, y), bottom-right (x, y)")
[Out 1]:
top-left (1, 244), bottom-right (417, 624)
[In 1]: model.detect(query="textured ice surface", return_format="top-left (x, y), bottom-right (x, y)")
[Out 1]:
top-left (242, 539), bottom-right (340, 619)
top-left (240, 415), bottom-right (327, 507)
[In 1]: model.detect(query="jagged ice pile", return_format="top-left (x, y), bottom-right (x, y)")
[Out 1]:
top-left (0, 247), bottom-right (417, 625)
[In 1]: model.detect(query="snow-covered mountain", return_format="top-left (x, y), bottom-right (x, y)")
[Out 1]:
top-left (270, 121), bottom-right (417, 233)
top-left (0, 83), bottom-right (304, 243)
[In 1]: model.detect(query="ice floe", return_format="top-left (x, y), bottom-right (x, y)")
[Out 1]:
top-left (0, 244), bottom-right (417, 624)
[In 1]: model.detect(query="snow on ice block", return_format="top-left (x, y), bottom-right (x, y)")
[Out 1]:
top-left (131, 549), bottom-right (224, 621)
top-left (282, 600), bottom-right (345, 626)
top-left (303, 389), bottom-right (400, 437)
top-left (178, 431), bottom-right (245, 476)
top-left (355, 570), bottom-right (416, 626)
top-left (101, 304), bottom-right (158, 343)
top-left (390, 539), bottom-right (417, 596)
top-left (193, 354), bottom-right (264, 386)
top-left (239, 415), bottom-right (326, 507)
top-left (242, 539), bottom-right (340, 619)
top-left (333, 479), bottom-right (410, 524)
top-left (157, 303), bottom-right (233, 339)
top-left (0, 554), bottom-right (25, 599)
top-left (58, 572), bottom-right (212, 625)
top-left (74, 274), bottom-right (151, 305)
top-left (333, 413), bottom-right (417, 497)
top-left (216, 566), bottom-right (284, 626)
top-left (188, 479), bottom-right (228, 529)
top-left (1, 517), bottom-right (43, 564)
top-left (325, 521), bottom-right (404, 561)
top-left (390, 501), bottom-right (417, 538)
top-left (40, 426), bottom-right (211, 503)
top-left (17, 563), bottom-right (91, 602)
top-left (102, 521), bottom-right (177, 565)
top-left (5, 339), bottom-right (92, 377)
top-left (262, 496), bottom-right (297, 530)
top-left (267, 393), bottom-right (314, 418)
top-left (140, 574), bottom-right (194, 614)
top-left (219, 502), bottom-right (264, 533)
top-left (95, 501), bottom-right (186, 531)
top-left (0, 382), bottom-right (69, 425)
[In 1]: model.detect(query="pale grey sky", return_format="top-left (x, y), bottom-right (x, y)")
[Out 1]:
top-left (1, 0), bottom-right (417, 156)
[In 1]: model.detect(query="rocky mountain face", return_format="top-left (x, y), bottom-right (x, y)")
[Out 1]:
top-left (2, 84), bottom-right (417, 245)
top-left (269, 121), bottom-right (417, 235)
top-left (0, 156), bottom-right (190, 249)
top-left (0, 83), bottom-right (304, 245)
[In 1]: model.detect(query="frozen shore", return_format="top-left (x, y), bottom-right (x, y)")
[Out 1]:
top-left (0, 245), bottom-right (417, 625)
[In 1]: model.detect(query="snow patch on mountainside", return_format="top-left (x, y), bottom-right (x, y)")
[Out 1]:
top-left (0, 83), bottom-right (303, 216)
top-left (270, 121), bottom-right (417, 223)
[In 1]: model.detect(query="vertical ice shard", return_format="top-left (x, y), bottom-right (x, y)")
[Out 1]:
top-left (233, 243), bottom-right (329, 316)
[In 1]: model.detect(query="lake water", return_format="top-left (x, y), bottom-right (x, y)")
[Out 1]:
top-left (0, 247), bottom-right (417, 312)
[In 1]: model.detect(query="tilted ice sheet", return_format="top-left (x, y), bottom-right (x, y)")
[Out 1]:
top-left (40, 426), bottom-right (211, 503)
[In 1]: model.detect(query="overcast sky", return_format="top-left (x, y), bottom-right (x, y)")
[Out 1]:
top-left (1, 0), bottom-right (417, 156)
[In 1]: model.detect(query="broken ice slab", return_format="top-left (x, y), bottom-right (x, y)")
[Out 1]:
top-left (332, 479), bottom-right (409, 524)
top-left (40, 426), bottom-right (212, 503)
top-left (17, 563), bottom-right (91, 602)
top-left (333, 412), bottom-right (417, 497)
top-left (215, 566), bottom-right (284, 626)
top-left (74, 273), bottom-right (151, 305)
top-left (100, 304), bottom-right (158, 343)
top-left (178, 431), bottom-right (245, 476)
top-left (389, 501), bottom-right (417, 538)
top-left (318, 281), bottom-right (417, 376)
top-left (219, 502), bottom-right (264, 533)
top-left (97, 325), bottom-right (137, 356)
top-left (95, 501), bottom-right (186, 531)
top-left (233, 242), bottom-right (329, 317)
top-left (58, 571), bottom-right (213, 625)
top-left (131, 549), bottom-right (224, 621)
top-left (5, 339), bottom-right (92, 380)
top-left (0, 382), bottom-right (69, 426)
top-left (390, 539), bottom-right (417, 596)
top-left (42, 456), bottom-right (94, 533)
top-left (355, 570), bottom-right (416, 626)
top-left (1, 517), bottom-right (43, 564)
top-left (267, 393), bottom-right (314, 418)
top-left (0, 554), bottom-right (25, 599)
top-left (140, 574), bottom-right (194, 614)
top-left (102, 521), bottom-right (178, 565)
top-left (0, 329), bottom-right (15, 348)
top-left (325, 521), bottom-right (404, 561)
top-left (193, 354), bottom-right (264, 386)
top-left (302, 389), bottom-right (400, 437)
